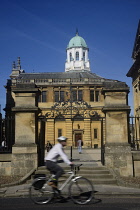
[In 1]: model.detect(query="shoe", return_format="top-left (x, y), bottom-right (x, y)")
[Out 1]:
top-left (48, 181), bottom-right (57, 188)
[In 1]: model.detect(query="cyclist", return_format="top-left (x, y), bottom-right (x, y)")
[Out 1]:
top-left (45, 136), bottom-right (73, 189)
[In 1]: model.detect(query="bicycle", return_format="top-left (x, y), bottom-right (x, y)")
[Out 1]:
top-left (29, 164), bottom-right (94, 205)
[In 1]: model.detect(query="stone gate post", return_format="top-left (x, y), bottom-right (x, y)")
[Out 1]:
top-left (11, 86), bottom-right (39, 176)
top-left (102, 89), bottom-right (133, 177)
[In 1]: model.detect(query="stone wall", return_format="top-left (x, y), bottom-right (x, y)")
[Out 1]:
top-left (105, 143), bottom-right (133, 176)
top-left (0, 162), bottom-right (12, 176)
top-left (11, 144), bottom-right (38, 176)
top-left (0, 154), bottom-right (12, 176)
top-left (132, 152), bottom-right (140, 177)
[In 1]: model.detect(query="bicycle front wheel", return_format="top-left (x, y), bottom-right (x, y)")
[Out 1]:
top-left (29, 180), bottom-right (54, 204)
top-left (69, 177), bottom-right (93, 205)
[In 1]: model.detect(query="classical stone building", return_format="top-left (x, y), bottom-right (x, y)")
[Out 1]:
top-left (3, 32), bottom-right (133, 176)
top-left (127, 20), bottom-right (140, 145)
top-left (5, 32), bottom-right (130, 149)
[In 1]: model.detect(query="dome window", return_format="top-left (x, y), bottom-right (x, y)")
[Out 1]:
top-left (70, 53), bottom-right (73, 61)
top-left (83, 52), bottom-right (85, 61)
top-left (76, 52), bottom-right (79, 61)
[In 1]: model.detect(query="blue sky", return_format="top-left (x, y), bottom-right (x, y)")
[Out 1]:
top-left (0, 0), bottom-right (140, 116)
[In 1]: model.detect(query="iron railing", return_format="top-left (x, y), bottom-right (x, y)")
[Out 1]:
top-left (129, 116), bottom-right (140, 150)
top-left (0, 115), bottom-right (15, 153)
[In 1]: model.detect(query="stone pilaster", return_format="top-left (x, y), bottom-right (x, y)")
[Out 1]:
top-left (84, 119), bottom-right (91, 147)
top-left (46, 119), bottom-right (55, 144)
top-left (66, 119), bottom-right (73, 146)
top-left (83, 86), bottom-right (90, 102)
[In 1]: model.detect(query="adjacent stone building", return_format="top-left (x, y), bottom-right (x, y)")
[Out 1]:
top-left (127, 20), bottom-right (140, 144)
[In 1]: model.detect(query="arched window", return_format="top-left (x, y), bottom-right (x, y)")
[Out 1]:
top-left (70, 53), bottom-right (72, 61)
top-left (76, 52), bottom-right (79, 60)
top-left (83, 52), bottom-right (85, 61)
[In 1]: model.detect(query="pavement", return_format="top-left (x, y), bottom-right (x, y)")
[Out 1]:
top-left (1, 182), bottom-right (140, 198)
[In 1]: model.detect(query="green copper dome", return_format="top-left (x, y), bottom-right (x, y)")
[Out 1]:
top-left (67, 32), bottom-right (88, 49)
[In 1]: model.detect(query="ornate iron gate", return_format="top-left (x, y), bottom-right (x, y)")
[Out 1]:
top-left (38, 107), bottom-right (106, 166)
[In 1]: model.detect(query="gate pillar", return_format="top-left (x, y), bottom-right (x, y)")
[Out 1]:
top-left (11, 87), bottom-right (39, 176)
top-left (102, 90), bottom-right (133, 177)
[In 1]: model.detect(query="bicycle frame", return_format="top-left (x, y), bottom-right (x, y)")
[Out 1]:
top-left (59, 171), bottom-right (82, 191)
top-left (42, 167), bottom-right (82, 192)
top-left (30, 164), bottom-right (93, 205)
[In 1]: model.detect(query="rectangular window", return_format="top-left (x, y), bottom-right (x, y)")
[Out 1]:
top-left (94, 144), bottom-right (98, 148)
top-left (58, 129), bottom-right (62, 137)
top-left (42, 91), bottom-right (47, 102)
top-left (90, 90), bottom-right (94, 101)
top-left (60, 91), bottom-right (64, 102)
top-left (55, 91), bottom-right (59, 102)
top-left (94, 129), bottom-right (98, 139)
top-left (72, 90), bottom-right (83, 101)
top-left (90, 90), bottom-right (99, 102)
top-left (38, 91), bottom-right (47, 102)
top-left (55, 91), bottom-right (64, 102)
top-left (78, 90), bottom-right (82, 101)
top-left (72, 90), bottom-right (77, 101)
top-left (95, 91), bottom-right (99, 102)
top-left (38, 94), bottom-right (41, 102)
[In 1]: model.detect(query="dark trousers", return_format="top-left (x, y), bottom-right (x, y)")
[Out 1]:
top-left (46, 160), bottom-right (64, 181)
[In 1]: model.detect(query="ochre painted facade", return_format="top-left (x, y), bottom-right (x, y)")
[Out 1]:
top-left (38, 85), bottom-right (105, 148)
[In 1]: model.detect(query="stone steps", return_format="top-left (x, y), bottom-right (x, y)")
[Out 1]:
top-left (33, 165), bottom-right (118, 185)
top-left (35, 169), bottom-right (110, 175)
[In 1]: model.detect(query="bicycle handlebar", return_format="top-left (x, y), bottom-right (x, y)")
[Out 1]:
top-left (70, 164), bottom-right (83, 172)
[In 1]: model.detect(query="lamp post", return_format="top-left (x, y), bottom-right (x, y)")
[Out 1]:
top-left (70, 81), bottom-right (73, 161)
top-left (70, 82), bottom-right (73, 119)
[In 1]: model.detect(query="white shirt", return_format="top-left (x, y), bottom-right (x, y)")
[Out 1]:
top-left (2, 141), bottom-right (5, 147)
top-left (45, 143), bottom-right (71, 165)
top-left (77, 139), bottom-right (81, 147)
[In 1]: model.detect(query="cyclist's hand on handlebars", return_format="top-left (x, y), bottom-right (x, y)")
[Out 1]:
top-left (69, 162), bottom-right (74, 166)
top-left (70, 162), bottom-right (74, 170)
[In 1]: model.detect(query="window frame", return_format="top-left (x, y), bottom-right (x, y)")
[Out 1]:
top-left (58, 129), bottom-right (62, 137)
top-left (94, 128), bottom-right (98, 139)
top-left (54, 91), bottom-right (65, 102)
top-left (76, 51), bottom-right (79, 61)
top-left (72, 90), bottom-right (83, 101)
top-left (70, 52), bottom-right (73, 61)
top-left (90, 90), bottom-right (100, 102)
top-left (83, 52), bottom-right (85, 61)
top-left (38, 91), bottom-right (47, 103)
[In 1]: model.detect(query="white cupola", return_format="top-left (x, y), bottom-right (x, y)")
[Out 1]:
top-left (65, 31), bottom-right (90, 72)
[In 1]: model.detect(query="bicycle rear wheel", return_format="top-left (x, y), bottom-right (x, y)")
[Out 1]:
top-left (69, 177), bottom-right (93, 205)
top-left (29, 179), bottom-right (54, 204)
